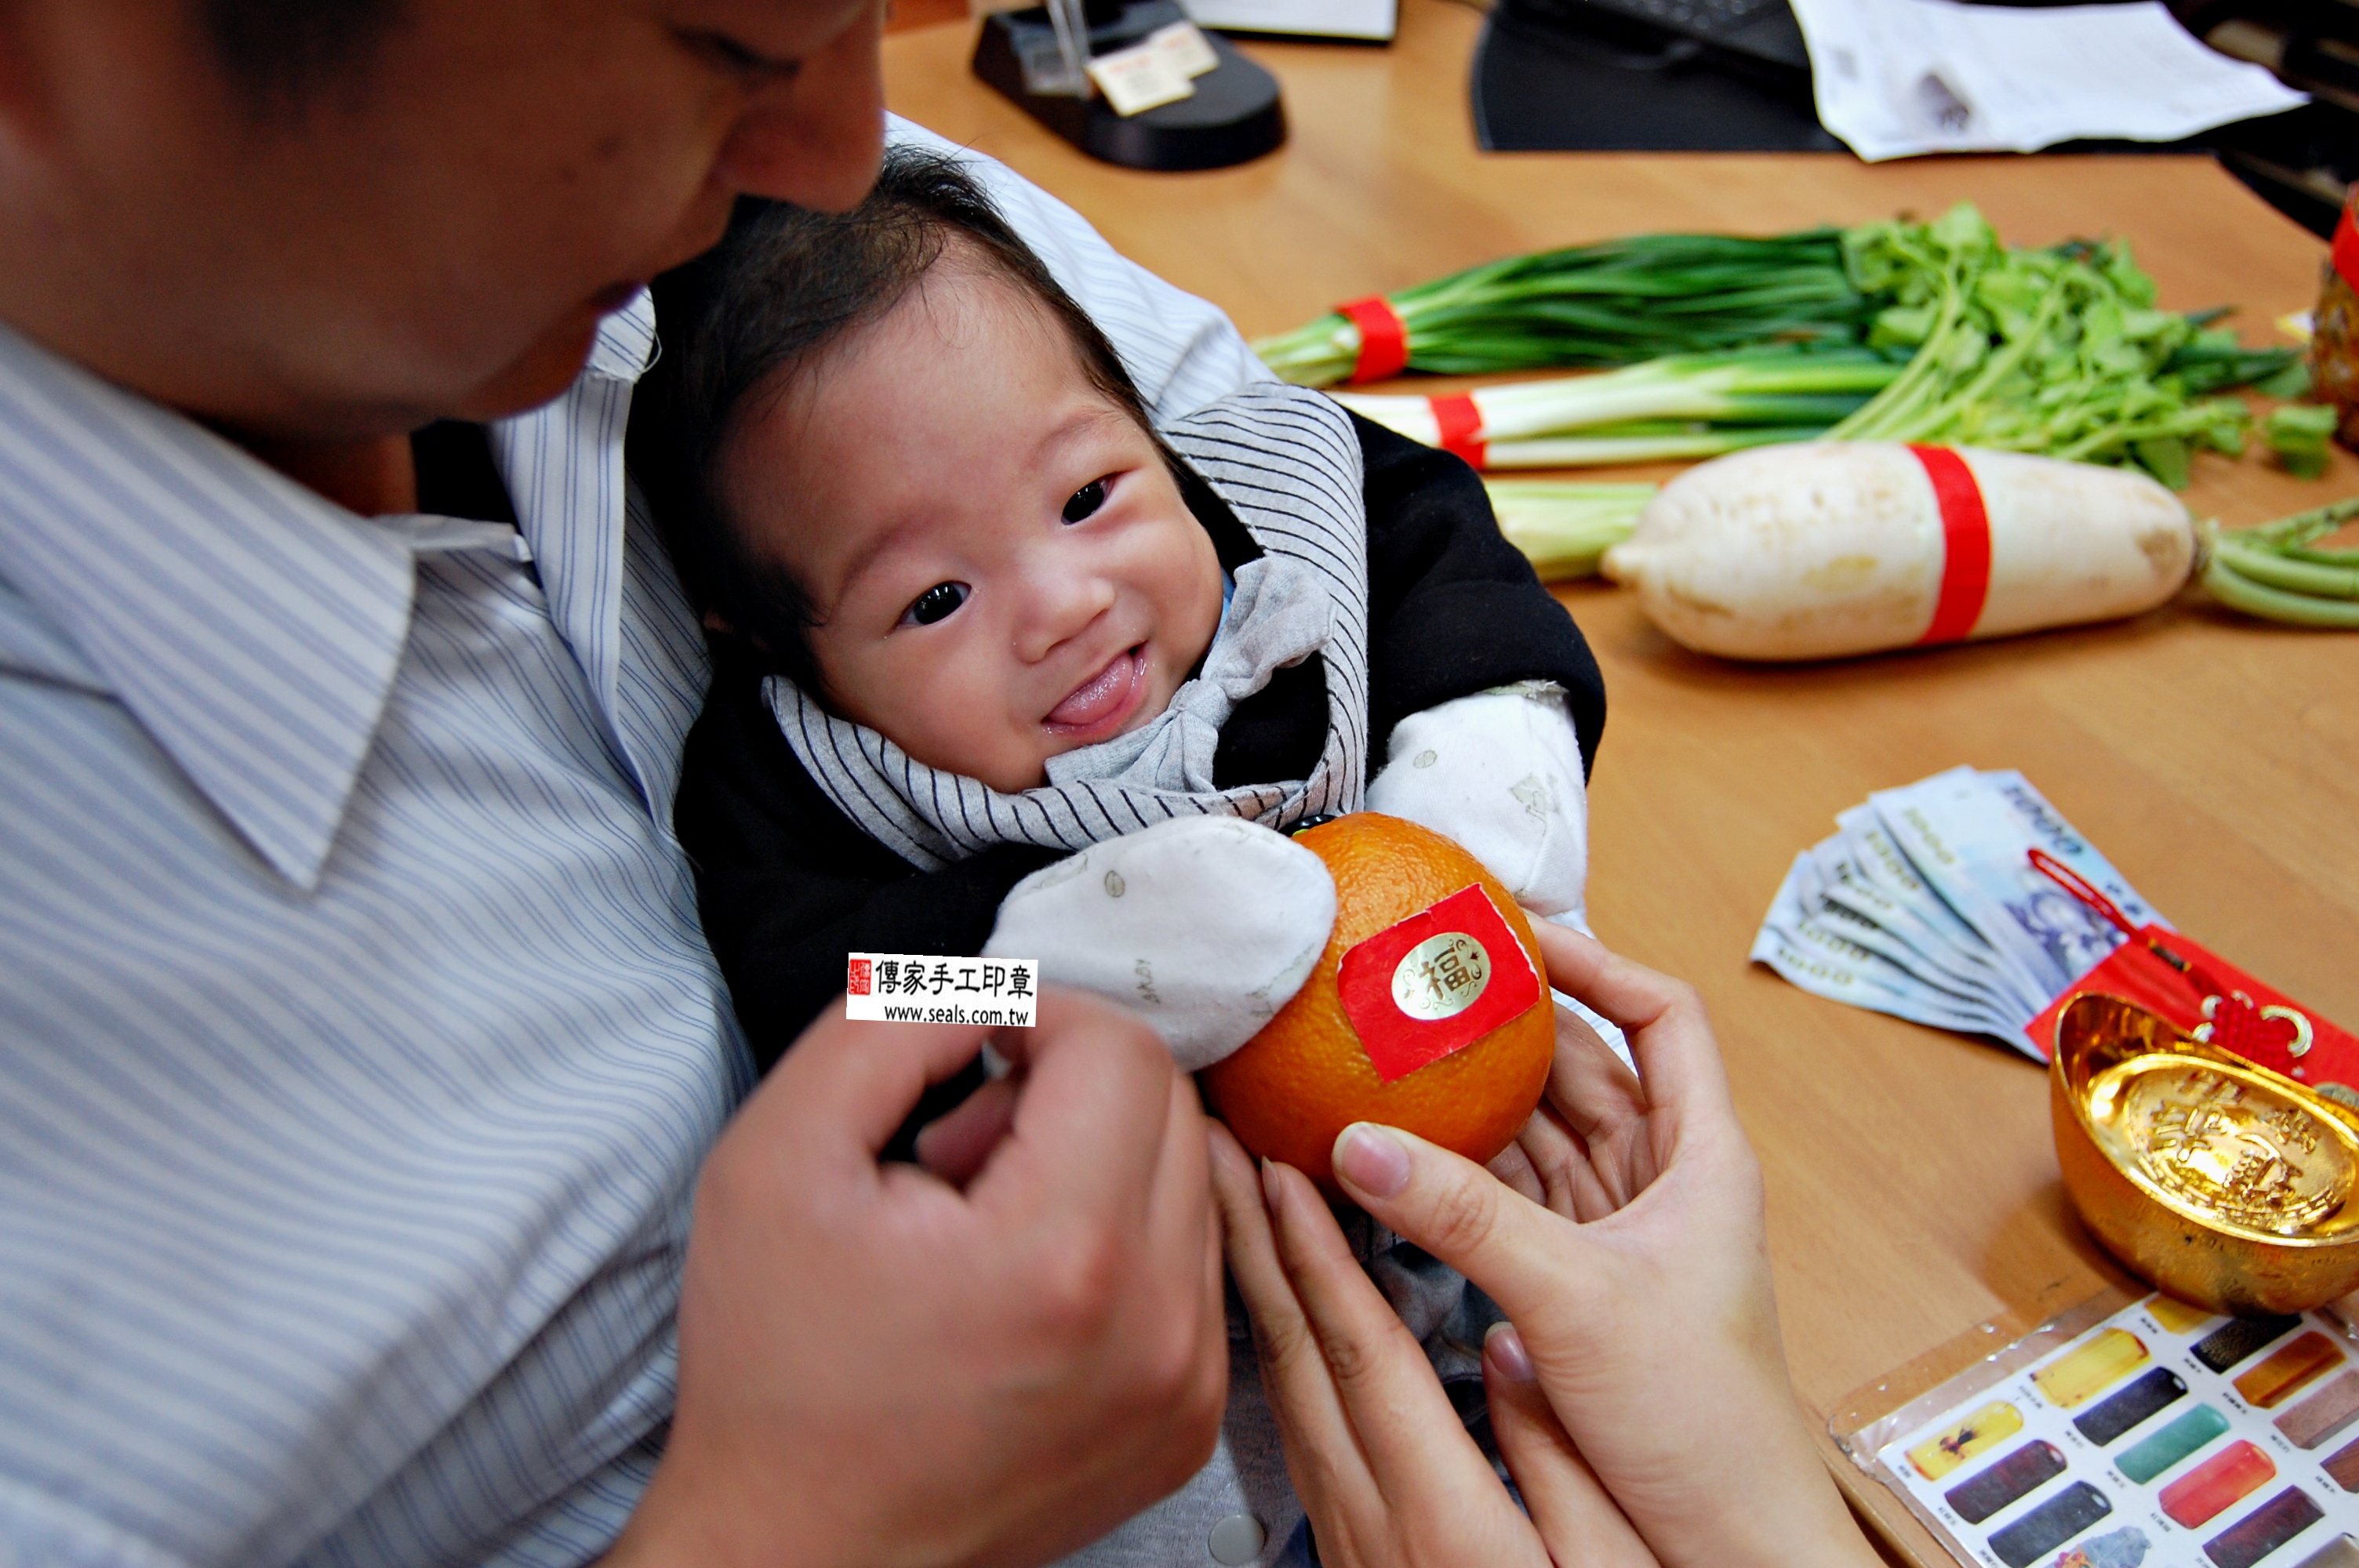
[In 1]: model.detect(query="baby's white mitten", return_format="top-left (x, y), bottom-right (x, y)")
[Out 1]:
top-left (981, 814), bottom-right (1338, 1073)
top-left (1365, 681), bottom-right (1591, 925)
top-left (1366, 690), bottom-right (1630, 1068)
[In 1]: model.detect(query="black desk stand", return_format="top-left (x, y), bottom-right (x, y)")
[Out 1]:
top-left (973, 0), bottom-right (1287, 171)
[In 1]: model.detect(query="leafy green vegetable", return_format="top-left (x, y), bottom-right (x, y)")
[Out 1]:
top-left (2263, 404), bottom-right (2339, 479)
top-left (1262, 204), bottom-right (2303, 487)
top-left (1825, 204), bottom-right (2275, 487)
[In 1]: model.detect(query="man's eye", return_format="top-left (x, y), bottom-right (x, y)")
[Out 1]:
top-left (903, 583), bottom-right (969, 626)
top-left (674, 28), bottom-right (800, 85)
top-left (1062, 479), bottom-right (1109, 524)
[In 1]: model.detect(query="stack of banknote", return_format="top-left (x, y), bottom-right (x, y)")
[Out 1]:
top-left (1752, 766), bottom-right (2169, 1061)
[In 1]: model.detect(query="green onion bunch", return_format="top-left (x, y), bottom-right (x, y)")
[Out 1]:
top-left (2203, 498), bottom-right (2359, 626)
top-left (1251, 232), bottom-right (1877, 388)
top-left (1334, 346), bottom-right (1903, 469)
top-left (1825, 204), bottom-right (2303, 488)
top-left (1483, 479), bottom-right (1655, 580)
top-left (1265, 204), bottom-right (2305, 489)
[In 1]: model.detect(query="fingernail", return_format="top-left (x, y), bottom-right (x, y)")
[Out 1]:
top-left (1485, 1322), bottom-right (1536, 1383)
top-left (1334, 1123), bottom-right (1411, 1198)
top-left (1259, 1156), bottom-right (1284, 1209)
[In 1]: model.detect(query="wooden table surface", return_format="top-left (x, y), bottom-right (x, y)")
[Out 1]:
top-left (885, 5), bottom-right (2359, 1557)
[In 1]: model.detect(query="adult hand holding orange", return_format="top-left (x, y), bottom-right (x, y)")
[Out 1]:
top-left (1215, 927), bottom-right (1882, 1568)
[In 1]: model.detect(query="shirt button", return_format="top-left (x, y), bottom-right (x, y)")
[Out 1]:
top-left (1208, 1513), bottom-right (1266, 1566)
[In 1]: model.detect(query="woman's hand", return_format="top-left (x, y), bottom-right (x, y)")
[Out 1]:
top-left (1219, 926), bottom-right (1881, 1568)
top-left (1211, 1122), bottom-right (1659, 1568)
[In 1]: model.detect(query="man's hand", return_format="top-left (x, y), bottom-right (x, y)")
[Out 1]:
top-left (606, 989), bottom-right (1227, 1568)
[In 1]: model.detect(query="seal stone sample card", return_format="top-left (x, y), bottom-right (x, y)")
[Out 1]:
top-left (1841, 1294), bottom-right (2359, 1567)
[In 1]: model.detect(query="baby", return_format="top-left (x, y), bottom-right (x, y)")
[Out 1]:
top-left (649, 146), bottom-right (1608, 1568)
top-left (657, 148), bottom-right (1605, 1082)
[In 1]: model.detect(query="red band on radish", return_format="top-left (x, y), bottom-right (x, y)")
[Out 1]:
top-left (1908, 445), bottom-right (1991, 644)
top-left (2337, 204), bottom-right (2359, 294)
top-left (1336, 296), bottom-right (1409, 383)
top-left (1429, 394), bottom-right (1486, 469)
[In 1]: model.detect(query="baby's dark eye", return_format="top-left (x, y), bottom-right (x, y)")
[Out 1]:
top-left (1063, 478), bottom-right (1108, 524)
top-left (904, 582), bottom-right (969, 626)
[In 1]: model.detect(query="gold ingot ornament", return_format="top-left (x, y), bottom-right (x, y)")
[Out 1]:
top-left (2052, 994), bottom-right (2359, 1315)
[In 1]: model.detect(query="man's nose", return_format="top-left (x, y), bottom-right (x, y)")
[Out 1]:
top-left (712, 2), bottom-right (888, 213)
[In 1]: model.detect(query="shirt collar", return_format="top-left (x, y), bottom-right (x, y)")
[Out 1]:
top-left (584, 289), bottom-right (657, 385)
top-left (0, 321), bottom-right (416, 890)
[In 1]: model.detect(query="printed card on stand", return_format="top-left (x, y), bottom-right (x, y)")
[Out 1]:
top-left (1148, 20), bottom-right (1221, 78)
top-left (1085, 40), bottom-right (1196, 116)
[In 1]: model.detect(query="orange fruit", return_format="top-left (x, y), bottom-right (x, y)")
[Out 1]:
top-left (1201, 812), bottom-right (1555, 1191)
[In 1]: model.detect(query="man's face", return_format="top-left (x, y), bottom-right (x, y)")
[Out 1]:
top-left (722, 260), bottom-right (1226, 795)
top-left (0, 0), bottom-right (886, 439)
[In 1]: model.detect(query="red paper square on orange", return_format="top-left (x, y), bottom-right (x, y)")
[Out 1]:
top-left (1337, 884), bottom-right (1543, 1083)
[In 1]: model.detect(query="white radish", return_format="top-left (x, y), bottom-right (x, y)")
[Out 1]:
top-left (1598, 443), bottom-right (2195, 662)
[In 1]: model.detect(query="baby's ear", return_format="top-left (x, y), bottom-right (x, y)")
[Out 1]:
top-left (701, 610), bottom-right (768, 654)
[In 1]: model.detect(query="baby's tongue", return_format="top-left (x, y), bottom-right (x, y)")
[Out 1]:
top-left (1048, 650), bottom-right (1136, 728)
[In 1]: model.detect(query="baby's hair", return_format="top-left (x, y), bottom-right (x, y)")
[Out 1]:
top-left (653, 147), bottom-right (1162, 698)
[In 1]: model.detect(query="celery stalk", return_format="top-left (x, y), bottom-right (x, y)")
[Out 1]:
top-left (1485, 480), bottom-right (1654, 581)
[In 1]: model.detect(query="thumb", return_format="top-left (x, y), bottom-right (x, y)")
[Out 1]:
top-left (1330, 1121), bottom-right (1604, 1327)
top-left (755, 1011), bottom-right (1003, 1163)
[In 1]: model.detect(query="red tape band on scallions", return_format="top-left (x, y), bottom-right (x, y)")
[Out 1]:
top-left (1336, 296), bottom-right (1409, 384)
top-left (2335, 203), bottom-right (2359, 294)
top-left (1907, 445), bottom-right (1990, 645)
top-left (1430, 394), bottom-right (1486, 470)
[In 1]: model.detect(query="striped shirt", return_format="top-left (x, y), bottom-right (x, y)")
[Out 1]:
top-left (0, 117), bottom-right (1269, 1568)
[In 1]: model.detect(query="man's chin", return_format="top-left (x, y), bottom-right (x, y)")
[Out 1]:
top-left (446, 314), bottom-right (608, 424)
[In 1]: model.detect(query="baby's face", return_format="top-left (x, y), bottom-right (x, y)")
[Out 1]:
top-left (721, 258), bottom-right (1223, 793)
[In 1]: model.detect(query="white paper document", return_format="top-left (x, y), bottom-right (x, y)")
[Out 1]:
top-left (1787, 0), bottom-right (2306, 162)
top-left (1179, 0), bottom-right (1396, 41)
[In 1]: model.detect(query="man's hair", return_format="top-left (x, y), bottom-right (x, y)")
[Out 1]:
top-left (649, 147), bottom-right (1161, 699)
top-left (199, 0), bottom-right (405, 111)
